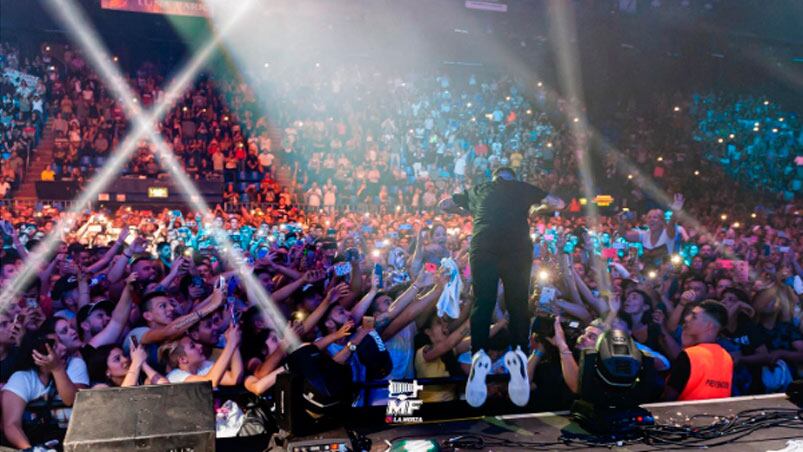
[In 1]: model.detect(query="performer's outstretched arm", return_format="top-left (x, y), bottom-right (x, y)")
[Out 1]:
top-left (438, 197), bottom-right (468, 215)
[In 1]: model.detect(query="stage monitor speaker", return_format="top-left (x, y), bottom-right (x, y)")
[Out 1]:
top-left (64, 382), bottom-right (215, 452)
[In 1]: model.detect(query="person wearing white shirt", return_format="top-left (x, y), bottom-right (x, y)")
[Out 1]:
top-left (160, 324), bottom-right (242, 388)
top-left (2, 331), bottom-right (89, 449)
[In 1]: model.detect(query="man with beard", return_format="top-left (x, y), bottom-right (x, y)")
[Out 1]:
top-left (78, 274), bottom-right (137, 359)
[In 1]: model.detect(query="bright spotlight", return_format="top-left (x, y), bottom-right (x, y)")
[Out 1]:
top-left (673, 106), bottom-right (680, 112)
top-left (538, 270), bottom-right (550, 282)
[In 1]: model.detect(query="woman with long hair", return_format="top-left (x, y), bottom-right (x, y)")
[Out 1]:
top-left (1, 325), bottom-right (89, 449)
top-left (85, 341), bottom-right (168, 388)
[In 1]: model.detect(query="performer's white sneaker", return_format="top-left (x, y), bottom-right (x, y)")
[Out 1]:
top-left (466, 349), bottom-right (491, 407)
top-left (504, 346), bottom-right (530, 407)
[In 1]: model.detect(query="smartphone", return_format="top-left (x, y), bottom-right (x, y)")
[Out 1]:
top-left (130, 335), bottom-right (139, 349)
top-left (424, 262), bottom-right (438, 273)
top-left (36, 337), bottom-right (56, 355)
top-left (256, 247), bottom-right (269, 259)
top-left (334, 262), bottom-right (352, 277)
top-left (25, 297), bottom-right (39, 309)
top-left (218, 275), bottom-right (226, 290)
top-left (227, 276), bottom-right (238, 297)
top-left (374, 263), bottom-right (384, 288)
top-left (362, 316), bottom-right (375, 330)
top-left (538, 286), bottom-right (557, 307)
top-left (229, 302), bottom-right (238, 325)
top-left (89, 274), bottom-right (107, 287)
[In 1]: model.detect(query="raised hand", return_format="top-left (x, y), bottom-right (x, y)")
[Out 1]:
top-left (129, 236), bottom-right (146, 254)
top-left (652, 309), bottom-right (669, 333)
top-left (130, 340), bottom-right (147, 367)
top-left (553, 316), bottom-right (568, 350)
top-left (324, 282), bottom-right (351, 305)
top-left (303, 269), bottom-right (326, 284)
top-left (117, 227), bottom-right (130, 245)
top-left (670, 193), bottom-right (685, 212)
top-left (679, 290), bottom-right (696, 306)
top-left (608, 295), bottom-right (621, 314)
top-left (32, 343), bottom-right (65, 374)
top-left (125, 272), bottom-right (140, 286)
top-left (224, 323), bottom-right (242, 347)
top-left (336, 320), bottom-right (355, 339)
top-left (414, 267), bottom-right (435, 288)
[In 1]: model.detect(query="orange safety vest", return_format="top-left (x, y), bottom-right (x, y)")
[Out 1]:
top-left (678, 343), bottom-right (733, 401)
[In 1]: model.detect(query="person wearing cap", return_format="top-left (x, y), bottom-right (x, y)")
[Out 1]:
top-left (78, 274), bottom-right (137, 354)
top-left (439, 166), bottom-right (564, 408)
top-left (661, 300), bottom-right (733, 401)
top-left (50, 274), bottom-right (86, 319)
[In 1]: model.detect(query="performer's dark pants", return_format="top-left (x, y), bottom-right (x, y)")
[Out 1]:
top-left (469, 248), bottom-right (532, 354)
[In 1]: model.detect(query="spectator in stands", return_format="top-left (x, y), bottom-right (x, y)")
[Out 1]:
top-left (40, 163), bottom-right (55, 181)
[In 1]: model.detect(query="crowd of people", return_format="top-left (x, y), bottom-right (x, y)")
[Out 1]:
top-left (693, 93), bottom-right (801, 200)
top-left (0, 40), bottom-right (801, 449)
top-left (0, 42), bottom-right (48, 198)
top-left (0, 190), bottom-right (801, 447)
top-left (8, 40), bottom-right (799, 215)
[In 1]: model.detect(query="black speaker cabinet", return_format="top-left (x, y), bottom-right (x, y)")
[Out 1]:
top-left (64, 382), bottom-right (215, 452)
top-left (273, 372), bottom-right (344, 438)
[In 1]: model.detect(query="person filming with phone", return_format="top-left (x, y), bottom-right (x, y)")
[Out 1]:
top-left (439, 166), bottom-right (565, 407)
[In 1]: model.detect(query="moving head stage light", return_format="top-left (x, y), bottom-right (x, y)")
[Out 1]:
top-left (570, 329), bottom-right (662, 436)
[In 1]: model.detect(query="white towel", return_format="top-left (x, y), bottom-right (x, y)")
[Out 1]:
top-left (436, 258), bottom-right (463, 319)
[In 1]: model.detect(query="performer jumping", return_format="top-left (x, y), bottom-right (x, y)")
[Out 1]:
top-left (439, 167), bottom-right (565, 407)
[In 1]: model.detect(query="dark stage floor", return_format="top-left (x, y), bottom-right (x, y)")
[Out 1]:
top-left (282, 394), bottom-right (803, 451)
